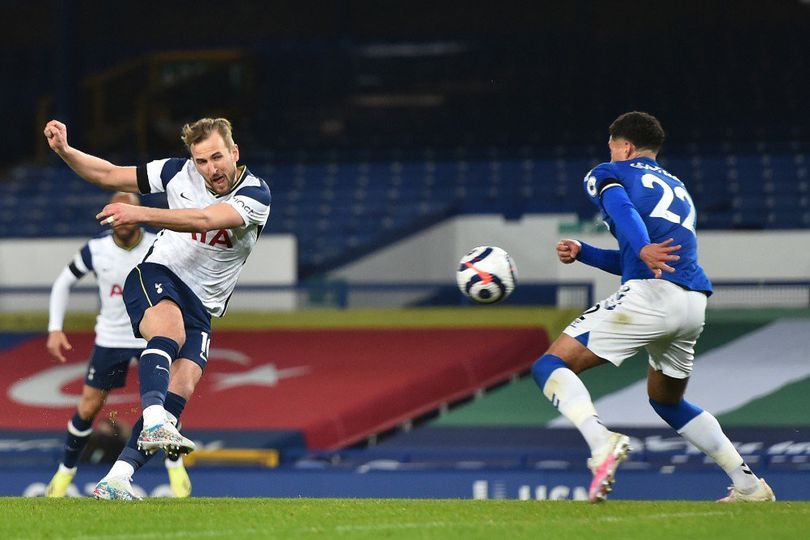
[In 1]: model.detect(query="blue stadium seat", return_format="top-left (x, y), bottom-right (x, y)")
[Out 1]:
top-left (2, 141), bottom-right (808, 275)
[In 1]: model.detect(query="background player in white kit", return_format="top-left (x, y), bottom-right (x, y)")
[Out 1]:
top-left (44, 117), bottom-right (271, 500)
top-left (531, 112), bottom-right (775, 503)
top-left (44, 192), bottom-right (191, 498)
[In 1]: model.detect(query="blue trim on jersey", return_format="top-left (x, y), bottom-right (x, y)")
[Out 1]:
top-left (235, 183), bottom-right (271, 206)
top-left (601, 186), bottom-right (650, 256)
top-left (160, 158), bottom-right (187, 189)
top-left (649, 398), bottom-right (703, 431)
top-left (80, 244), bottom-right (93, 271)
top-left (577, 242), bottom-right (621, 275)
top-left (574, 331), bottom-right (590, 347)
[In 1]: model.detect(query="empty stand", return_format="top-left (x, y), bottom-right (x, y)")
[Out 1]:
top-left (3, 143), bottom-right (809, 276)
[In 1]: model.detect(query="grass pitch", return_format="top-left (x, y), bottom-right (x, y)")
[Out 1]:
top-left (2, 498), bottom-right (808, 540)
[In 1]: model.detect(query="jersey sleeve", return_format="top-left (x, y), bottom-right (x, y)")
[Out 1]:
top-left (225, 183), bottom-right (271, 227)
top-left (50, 247), bottom-right (89, 332)
top-left (74, 243), bottom-right (93, 274)
top-left (136, 158), bottom-right (187, 195)
top-left (584, 162), bottom-right (623, 205)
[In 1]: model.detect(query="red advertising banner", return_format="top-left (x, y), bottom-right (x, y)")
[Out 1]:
top-left (1, 328), bottom-right (548, 449)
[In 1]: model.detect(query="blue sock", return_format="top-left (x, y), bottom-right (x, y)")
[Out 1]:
top-left (531, 354), bottom-right (568, 390)
top-left (121, 391), bottom-right (187, 470)
top-left (649, 398), bottom-right (703, 430)
top-left (138, 337), bottom-right (178, 409)
top-left (164, 392), bottom-right (187, 463)
top-left (61, 412), bottom-right (93, 468)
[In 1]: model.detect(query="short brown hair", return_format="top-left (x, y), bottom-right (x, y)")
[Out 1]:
top-left (609, 111), bottom-right (665, 152)
top-left (180, 118), bottom-right (235, 152)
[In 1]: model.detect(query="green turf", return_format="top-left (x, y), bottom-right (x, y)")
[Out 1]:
top-left (1, 498), bottom-right (807, 540)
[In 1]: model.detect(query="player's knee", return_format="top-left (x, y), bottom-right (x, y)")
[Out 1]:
top-left (141, 303), bottom-right (186, 346)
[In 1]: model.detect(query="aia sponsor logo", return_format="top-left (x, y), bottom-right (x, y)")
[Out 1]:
top-left (109, 284), bottom-right (124, 297)
top-left (191, 230), bottom-right (233, 248)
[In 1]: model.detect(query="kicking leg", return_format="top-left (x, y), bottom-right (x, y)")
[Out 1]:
top-left (134, 301), bottom-right (194, 455)
top-left (531, 334), bottom-right (631, 502)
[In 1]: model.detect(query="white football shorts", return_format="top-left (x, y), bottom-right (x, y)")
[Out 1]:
top-left (563, 279), bottom-right (708, 379)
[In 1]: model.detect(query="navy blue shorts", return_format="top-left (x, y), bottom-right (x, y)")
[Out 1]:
top-left (85, 346), bottom-right (141, 390)
top-left (123, 263), bottom-right (212, 370)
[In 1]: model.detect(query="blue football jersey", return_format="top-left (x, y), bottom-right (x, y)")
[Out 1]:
top-left (584, 157), bottom-right (713, 294)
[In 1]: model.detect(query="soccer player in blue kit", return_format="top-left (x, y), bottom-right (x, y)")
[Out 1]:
top-left (532, 112), bottom-right (775, 503)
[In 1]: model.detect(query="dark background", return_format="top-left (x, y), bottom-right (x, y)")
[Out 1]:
top-left (5, 0), bottom-right (810, 165)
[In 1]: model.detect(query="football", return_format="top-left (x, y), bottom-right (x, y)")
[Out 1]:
top-left (456, 246), bottom-right (517, 304)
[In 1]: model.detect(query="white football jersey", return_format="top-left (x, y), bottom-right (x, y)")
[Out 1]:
top-left (73, 231), bottom-right (155, 348)
top-left (137, 158), bottom-right (271, 317)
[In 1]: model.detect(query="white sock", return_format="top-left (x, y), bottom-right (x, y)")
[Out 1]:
top-left (143, 405), bottom-right (167, 428)
top-left (678, 411), bottom-right (759, 491)
top-left (542, 367), bottom-right (610, 453)
top-left (58, 463), bottom-right (77, 475)
top-left (104, 460), bottom-right (135, 480)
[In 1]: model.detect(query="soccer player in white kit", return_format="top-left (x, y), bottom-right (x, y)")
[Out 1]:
top-left (44, 192), bottom-right (191, 498)
top-left (44, 117), bottom-right (270, 499)
top-left (531, 112), bottom-right (775, 503)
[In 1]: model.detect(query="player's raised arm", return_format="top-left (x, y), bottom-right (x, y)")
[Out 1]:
top-left (96, 201), bottom-right (244, 233)
top-left (43, 120), bottom-right (139, 192)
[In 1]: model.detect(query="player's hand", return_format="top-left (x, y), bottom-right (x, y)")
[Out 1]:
top-left (96, 203), bottom-right (142, 228)
top-left (556, 239), bottom-right (581, 264)
top-left (43, 120), bottom-right (70, 154)
top-left (46, 331), bottom-right (72, 363)
top-left (640, 238), bottom-right (681, 279)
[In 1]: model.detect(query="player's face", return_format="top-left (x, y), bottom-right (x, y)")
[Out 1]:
top-left (608, 136), bottom-right (633, 162)
top-left (191, 132), bottom-right (241, 195)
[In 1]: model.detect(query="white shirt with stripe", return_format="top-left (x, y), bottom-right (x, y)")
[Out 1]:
top-left (137, 158), bottom-right (271, 317)
top-left (49, 230), bottom-right (156, 348)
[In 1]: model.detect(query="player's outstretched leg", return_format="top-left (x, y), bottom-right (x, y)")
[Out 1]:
top-left (135, 337), bottom-right (195, 455)
top-left (650, 398), bottom-right (775, 502)
top-left (532, 354), bottom-right (631, 502)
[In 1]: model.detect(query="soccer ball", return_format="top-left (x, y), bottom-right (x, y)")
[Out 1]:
top-left (456, 246), bottom-right (517, 304)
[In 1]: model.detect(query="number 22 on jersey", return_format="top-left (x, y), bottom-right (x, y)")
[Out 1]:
top-left (641, 173), bottom-right (696, 234)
